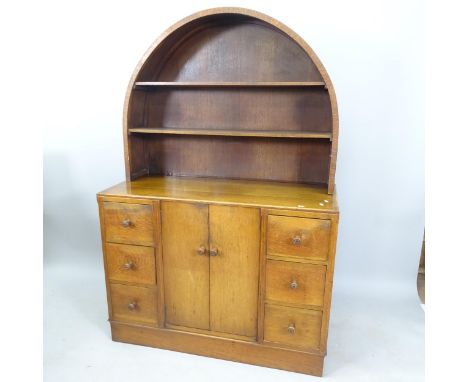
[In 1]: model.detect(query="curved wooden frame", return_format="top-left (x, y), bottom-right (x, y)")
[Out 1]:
top-left (123, 7), bottom-right (339, 194)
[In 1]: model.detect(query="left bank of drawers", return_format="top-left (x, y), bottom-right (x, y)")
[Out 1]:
top-left (102, 201), bottom-right (157, 326)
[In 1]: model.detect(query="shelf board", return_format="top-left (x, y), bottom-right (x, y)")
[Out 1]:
top-left (134, 81), bottom-right (326, 88)
top-left (129, 128), bottom-right (332, 140)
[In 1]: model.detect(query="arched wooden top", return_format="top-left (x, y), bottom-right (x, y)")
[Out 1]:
top-left (123, 8), bottom-right (338, 193)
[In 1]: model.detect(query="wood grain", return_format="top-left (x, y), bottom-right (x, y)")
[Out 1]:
top-left (265, 260), bottom-right (326, 307)
top-left (318, 214), bottom-right (339, 354)
top-left (98, 7), bottom-right (342, 376)
top-left (146, 135), bottom-right (330, 185)
top-left (111, 321), bottom-right (324, 376)
top-left (143, 88), bottom-right (332, 132)
top-left (161, 201), bottom-right (210, 329)
top-left (103, 202), bottom-right (154, 246)
top-left (209, 205), bottom-right (260, 337)
top-left (106, 243), bottom-right (156, 285)
top-left (122, 7), bottom-right (339, 193)
top-left (256, 209), bottom-right (268, 343)
top-left (152, 200), bottom-right (166, 327)
top-left (129, 128), bottom-right (332, 139)
top-left (109, 283), bottom-right (157, 326)
top-left (263, 304), bottom-right (322, 351)
top-left (267, 215), bottom-right (331, 261)
top-left (98, 175), bottom-right (338, 213)
top-left (134, 81), bottom-right (326, 87)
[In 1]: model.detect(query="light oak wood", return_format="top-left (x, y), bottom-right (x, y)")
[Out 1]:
top-left (98, 187), bottom-right (339, 375)
top-left (165, 323), bottom-right (255, 342)
top-left (103, 202), bottom-right (154, 246)
top-left (152, 200), bottom-right (166, 327)
top-left (111, 321), bottom-right (325, 375)
top-left (265, 260), bottom-right (326, 308)
top-left (98, 176), bottom-right (338, 213)
top-left (109, 283), bottom-right (157, 326)
top-left (129, 128), bottom-right (332, 139)
top-left (98, 7), bottom-right (340, 377)
top-left (263, 304), bottom-right (322, 351)
top-left (134, 81), bottom-right (326, 87)
top-left (318, 213), bottom-right (339, 354)
top-left (161, 201), bottom-right (210, 330)
top-left (98, 201), bottom-right (114, 320)
top-left (267, 215), bottom-right (331, 261)
top-left (106, 243), bottom-right (156, 285)
top-left (256, 209), bottom-right (268, 343)
top-left (209, 205), bottom-right (260, 337)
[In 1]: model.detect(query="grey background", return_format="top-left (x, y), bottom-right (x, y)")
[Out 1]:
top-left (44, 1), bottom-right (424, 381)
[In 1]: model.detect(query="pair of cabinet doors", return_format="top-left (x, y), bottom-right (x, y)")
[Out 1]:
top-left (161, 202), bottom-right (261, 339)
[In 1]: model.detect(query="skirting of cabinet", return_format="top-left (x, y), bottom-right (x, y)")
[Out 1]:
top-left (110, 321), bottom-right (325, 376)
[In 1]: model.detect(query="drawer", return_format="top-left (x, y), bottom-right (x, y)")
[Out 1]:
top-left (264, 304), bottom-right (322, 351)
top-left (267, 215), bottom-right (330, 261)
top-left (106, 243), bottom-right (156, 285)
top-left (266, 260), bottom-right (326, 307)
top-left (109, 283), bottom-right (157, 325)
top-left (103, 202), bottom-right (154, 246)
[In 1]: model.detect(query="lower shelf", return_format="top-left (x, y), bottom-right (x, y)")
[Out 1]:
top-left (110, 321), bottom-right (325, 376)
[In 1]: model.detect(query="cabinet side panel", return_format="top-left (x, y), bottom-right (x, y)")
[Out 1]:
top-left (161, 201), bottom-right (210, 329)
top-left (209, 205), bottom-right (261, 337)
top-left (97, 198), bottom-right (113, 320)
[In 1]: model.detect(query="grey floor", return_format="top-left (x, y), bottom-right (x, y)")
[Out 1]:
top-left (44, 252), bottom-right (424, 382)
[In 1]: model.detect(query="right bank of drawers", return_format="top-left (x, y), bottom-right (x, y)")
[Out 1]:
top-left (264, 214), bottom-right (331, 352)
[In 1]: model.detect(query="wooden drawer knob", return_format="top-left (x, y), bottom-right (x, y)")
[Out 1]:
top-left (197, 246), bottom-right (207, 256)
top-left (123, 261), bottom-right (135, 270)
top-left (127, 302), bottom-right (137, 311)
top-left (292, 235), bottom-right (301, 246)
top-left (287, 324), bottom-right (296, 334)
top-left (290, 280), bottom-right (298, 289)
top-left (209, 248), bottom-right (218, 256)
top-left (121, 219), bottom-right (132, 228)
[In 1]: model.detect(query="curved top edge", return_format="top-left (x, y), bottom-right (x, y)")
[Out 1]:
top-left (122, 7), bottom-right (339, 191)
top-left (125, 7), bottom-right (336, 92)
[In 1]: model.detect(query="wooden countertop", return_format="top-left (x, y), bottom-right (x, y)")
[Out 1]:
top-left (98, 176), bottom-right (338, 213)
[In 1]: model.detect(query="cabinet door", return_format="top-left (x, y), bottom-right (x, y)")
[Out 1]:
top-left (161, 201), bottom-right (209, 330)
top-left (209, 205), bottom-right (260, 338)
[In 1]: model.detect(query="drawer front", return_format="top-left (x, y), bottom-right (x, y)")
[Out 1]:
top-left (267, 215), bottom-right (330, 261)
top-left (106, 243), bottom-right (156, 285)
top-left (110, 283), bottom-right (157, 325)
top-left (266, 260), bottom-right (326, 307)
top-left (264, 304), bottom-right (322, 351)
top-left (104, 202), bottom-right (154, 246)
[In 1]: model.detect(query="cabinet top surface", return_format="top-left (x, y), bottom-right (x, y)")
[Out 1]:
top-left (98, 176), bottom-right (338, 213)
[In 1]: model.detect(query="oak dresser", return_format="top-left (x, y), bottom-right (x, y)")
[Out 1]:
top-left (97, 7), bottom-right (339, 376)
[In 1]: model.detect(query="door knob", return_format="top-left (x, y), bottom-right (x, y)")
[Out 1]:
top-left (127, 302), bottom-right (137, 311)
top-left (209, 248), bottom-right (218, 256)
top-left (123, 261), bottom-right (135, 270)
top-left (197, 246), bottom-right (207, 256)
top-left (287, 324), bottom-right (296, 334)
top-left (121, 218), bottom-right (131, 228)
top-left (292, 235), bottom-right (301, 245)
top-left (290, 280), bottom-right (298, 289)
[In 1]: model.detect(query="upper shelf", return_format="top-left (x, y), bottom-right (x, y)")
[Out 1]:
top-left (134, 81), bottom-right (327, 89)
top-left (129, 127), bottom-right (332, 140)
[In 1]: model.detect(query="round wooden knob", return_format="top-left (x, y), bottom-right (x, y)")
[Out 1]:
top-left (290, 280), bottom-right (298, 289)
top-left (287, 324), bottom-right (296, 334)
top-left (123, 261), bottom-right (134, 270)
top-left (292, 235), bottom-right (301, 246)
top-left (197, 246), bottom-right (207, 256)
top-left (121, 219), bottom-right (131, 228)
top-left (209, 248), bottom-right (218, 256)
top-left (127, 302), bottom-right (137, 311)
